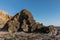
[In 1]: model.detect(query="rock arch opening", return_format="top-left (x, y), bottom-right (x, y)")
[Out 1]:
top-left (18, 11), bottom-right (31, 32)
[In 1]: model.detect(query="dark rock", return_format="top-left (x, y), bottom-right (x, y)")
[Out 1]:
top-left (18, 9), bottom-right (36, 32)
top-left (31, 22), bottom-right (44, 32)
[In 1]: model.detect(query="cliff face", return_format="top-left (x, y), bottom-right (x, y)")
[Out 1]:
top-left (0, 10), bottom-right (12, 28)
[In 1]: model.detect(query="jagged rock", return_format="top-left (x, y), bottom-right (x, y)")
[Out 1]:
top-left (0, 10), bottom-right (12, 28)
top-left (48, 25), bottom-right (58, 36)
top-left (2, 9), bottom-right (56, 34)
top-left (2, 9), bottom-right (36, 33)
top-left (21, 19), bottom-right (28, 32)
top-left (18, 9), bottom-right (36, 32)
top-left (31, 22), bottom-right (50, 33)
top-left (31, 22), bottom-right (43, 32)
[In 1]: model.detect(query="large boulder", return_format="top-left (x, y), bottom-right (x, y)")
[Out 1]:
top-left (48, 25), bottom-right (58, 36)
top-left (2, 9), bottom-right (36, 33)
top-left (31, 22), bottom-right (43, 32)
top-left (18, 9), bottom-right (36, 32)
top-left (0, 10), bottom-right (12, 28)
top-left (31, 23), bottom-right (50, 33)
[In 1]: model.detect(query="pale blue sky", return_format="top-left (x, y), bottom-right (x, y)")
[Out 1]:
top-left (0, 0), bottom-right (60, 26)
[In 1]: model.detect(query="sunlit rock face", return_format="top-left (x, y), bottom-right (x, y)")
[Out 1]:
top-left (0, 10), bottom-right (12, 28)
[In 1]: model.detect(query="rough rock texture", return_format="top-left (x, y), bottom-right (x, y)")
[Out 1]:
top-left (1, 9), bottom-right (57, 34)
top-left (2, 9), bottom-right (36, 33)
top-left (18, 9), bottom-right (36, 32)
top-left (0, 9), bottom-right (59, 40)
top-left (0, 31), bottom-right (59, 40)
top-left (48, 25), bottom-right (58, 36)
top-left (31, 22), bottom-right (44, 32)
top-left (0, 10), bottom-right (12, 28)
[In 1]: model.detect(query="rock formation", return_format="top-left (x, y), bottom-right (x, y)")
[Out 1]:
top-left (48, 25), bottom-right (58, 36)
top-left (0, 9), bottom-right (59, 40)
top-left (31, 22), bottom-right (44, 32)
top-left (0, 10), bottom-right (12, 28)
top-left (1, 9), bottom-right (57, 35)
top-left (2, 9), bottom-right (36, 33)
top-left (18, 9), bottom-right (36, 32)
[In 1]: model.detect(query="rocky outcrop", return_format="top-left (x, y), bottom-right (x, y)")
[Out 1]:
top-left (0, 9), bottom-right (59, 40)
top-left (2, 9), bottom-right (36, 33)
top-left (18, 9), bottom-right (36, 32)
top-left (48, 25), bottom-right (58, 36)
top-left (0, 10), bottom-right (12, 28)
top-left (31, 22), bottom-right (44, 32)
top-left (1, 9), bottom-right (57, 35)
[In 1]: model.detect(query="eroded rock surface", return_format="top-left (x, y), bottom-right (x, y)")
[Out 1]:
top-left (0, 32), bottom-right (59, 40)
top-left (2, 9), bottom-right (36, 33)
top-left (0, 10), bottom-right (12, 28)
top-left (1, 9), bottom-right (58, 34)
top-left (0, 9), bottom-right (59, 40)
